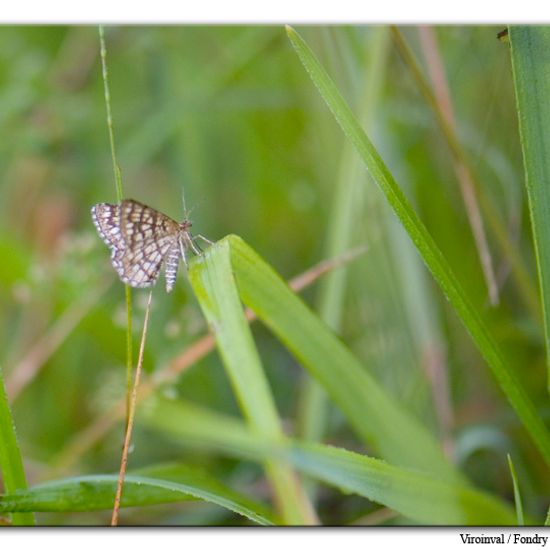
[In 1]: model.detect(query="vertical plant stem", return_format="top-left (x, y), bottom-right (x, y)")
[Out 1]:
top-left (98, 25), bottom-right (133, 421)
top-left (111, 289), bottom-right (153, 526)
top-left (99, 26), bottom-right (123, 202)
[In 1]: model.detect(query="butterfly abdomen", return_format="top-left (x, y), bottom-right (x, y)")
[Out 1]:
top-left (163, 242), bottom-right (181, 293)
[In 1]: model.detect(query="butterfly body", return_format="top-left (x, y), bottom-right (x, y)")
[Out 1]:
top-left (91, 199), bottom-right (201, 292)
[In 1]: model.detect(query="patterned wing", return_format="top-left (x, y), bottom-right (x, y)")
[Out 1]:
top-left (91, 199), bottom-right (181, 289)
top-left (91, 203), bottom-right (124, 249)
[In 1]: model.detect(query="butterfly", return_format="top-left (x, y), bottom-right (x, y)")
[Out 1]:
top-left (91, 199), bottom-right (209, 292)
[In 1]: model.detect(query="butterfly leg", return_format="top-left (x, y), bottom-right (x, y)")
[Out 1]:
top-left (195, 234), bottom-right (214, 245)
top-left (179, 238), bottom-right (189, 269)
top-left (185, 235), bottom-right (204, 256)
top-left (190, 234), bottom-right (213, 254)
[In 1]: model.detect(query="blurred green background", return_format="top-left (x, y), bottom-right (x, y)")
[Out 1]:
top-left (0, 25), bottom-right (547, 525)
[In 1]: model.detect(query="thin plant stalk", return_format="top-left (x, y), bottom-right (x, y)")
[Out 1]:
top-left (98, 25), bottom-right (133, 421)
top-left (111, 289), bottom-right (153, 526)
top-left (98, 26), bottom-right (123, 202)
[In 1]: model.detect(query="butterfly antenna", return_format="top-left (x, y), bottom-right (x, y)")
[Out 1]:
top-left (181, 188), bottom-right (198, 221)
top-left (181, 188), bottom-right (189, 220)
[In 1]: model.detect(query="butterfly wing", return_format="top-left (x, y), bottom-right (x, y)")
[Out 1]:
top-left (91, 202), bottom-right (124, 249)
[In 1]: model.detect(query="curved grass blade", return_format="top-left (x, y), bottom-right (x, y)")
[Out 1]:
top-left (285, 25), bottom-right (550, 467)
top-left (188, 239), bottom-right (316, 525)
top-left (140, 396), bottom-right (278, 461)
top-left (223, 235), bottom-right (461, 483)
top-left (0, 464), bottom-right (275, 525)
top-left (0, 368), bottom-right (34, 525)
top-left (140, 396), bottom-right (516, 525)
top-left (289, 442), bottom-right (516, 525)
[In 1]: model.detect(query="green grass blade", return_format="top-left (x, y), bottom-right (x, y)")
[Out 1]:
top-left (0, 464), bottom-right (275, 525)
top-left (509, 26), bottom-right (550, 391)
top-left (0, 367), bottom-right (34, 525)
top-left (285, 25), bottom-right (550, 467)
top-left (507, 454), bottom-right (524, 525)
top-left (222, 235), bottom-right (460, 482)
top-left (188, 240), bottom-right (281, 434)
top-left (289, 442), bottom-right (516, 525)
top-left (140, 397), bottom-right (516, 525)
top-left (140, 397), bottom-right (268, 460)
top-left (187, 239), bottom-right (314, 525)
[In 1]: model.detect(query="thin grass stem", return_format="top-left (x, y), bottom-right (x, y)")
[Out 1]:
top-left (111, 289), bottom-right (153, 526)
top-left (98, 25), bottom-right (134, 422)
